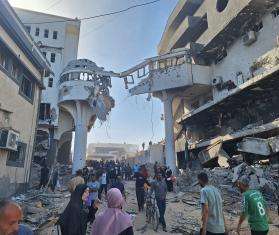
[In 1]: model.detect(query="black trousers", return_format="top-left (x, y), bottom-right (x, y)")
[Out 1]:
top-left (87, 200), bottom-right (98, 223)
top-left (156, 198), bottom-right (166, 228)
top-left (166, 179), bottom-right (173, 192)
top-left (136, 187), bottom-right (145, 211)
top-left (98, 184), bottom-right (107, 199)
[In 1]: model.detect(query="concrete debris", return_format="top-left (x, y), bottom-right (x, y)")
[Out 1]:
top-left (173, 162), bottom-right (279, 234)
top-left (11, 188), bottom-right (69, 232)
top-left (231, 162), bottom-right (278, 199)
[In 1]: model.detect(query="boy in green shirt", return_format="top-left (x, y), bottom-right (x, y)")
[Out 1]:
top-left (236, 176), bottom-right (269, 235)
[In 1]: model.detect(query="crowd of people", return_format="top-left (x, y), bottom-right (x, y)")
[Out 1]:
top-left (0, 160), bottom-right (272, 235)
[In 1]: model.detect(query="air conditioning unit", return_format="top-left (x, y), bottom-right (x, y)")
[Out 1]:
top-left (0, 129), bottom-right (19, 151)
top-left (212, 76), bottom-right (223, 86)
top-left (243, 31), bottom-right (257, 46)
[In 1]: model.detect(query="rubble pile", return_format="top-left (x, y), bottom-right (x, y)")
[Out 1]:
top-left (11, 189), bottom-right (70, 233)
top-left (12, 190), bottom-right (70, 233)
top-left (178, 163), bottom-right (278, 200)
top-left (171, 162), bottom-right (279, 234)
top-left (169, 214), bottom-right (200, 234)
top-left (11, 164), bottom-right (73, 234)
top-left (232, 163), bottom-right (278, 202)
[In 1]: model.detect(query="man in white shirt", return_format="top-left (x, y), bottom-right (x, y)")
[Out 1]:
top-left (198, 172), bottom-right (226, 235)
top-left (98, 170), bottom-right (108, 199)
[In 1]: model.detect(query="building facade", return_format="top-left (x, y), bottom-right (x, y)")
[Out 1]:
top-left (127, 142), bottom-right (166, 165)
top-left (0, 1), bottom-right (51, 197)
top-left (87, 143), bottom-right (138, 162)
top-left (15, 8), bottom-right (81, 166)
top-left (120, 0), bottom-right (279, 170)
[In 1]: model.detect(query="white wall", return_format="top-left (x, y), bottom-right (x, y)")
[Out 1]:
top-left (15, 9), bottom-right (80, 127)
top-left (212, 13), bottom-right (279, 99)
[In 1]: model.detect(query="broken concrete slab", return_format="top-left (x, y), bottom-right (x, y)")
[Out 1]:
top-left (237, 137), bottom-right (271, 156)
top-left (198, 141), bottom-right (222, 166)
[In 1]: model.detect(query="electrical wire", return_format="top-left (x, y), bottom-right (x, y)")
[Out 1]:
top-left (23, 0), bottom-right (161, 24)
top-left (80, 17), bottom-right (115, 38)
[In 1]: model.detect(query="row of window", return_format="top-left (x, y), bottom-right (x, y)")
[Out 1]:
top-left (42, 51), bottom-right (56, 63)
top-left (0, 43), bottom-right (35, 102)
top-left (25, 25), bottom-right (58, 40)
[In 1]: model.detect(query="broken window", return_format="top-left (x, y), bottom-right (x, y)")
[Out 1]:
top-left (20, 75), bottom-right (34, 101)
top-left (53, 30), bottom-right (58, 39)
top-left (44, 29), bottom-right (49, 38)
top-left (35, 27), bottom-right (40, 36)
top-left (6, 142), bottom-right (27, 167)
top-left (25, 25), bottom-right (31, 33)
top-left (39, 103), bottom-right (51, 121)
top-left (11, 62), bottom-right (20, 79)
top-left (271, 8), bottom-right (279, 18)
top-left (252, 21), bottom-right (263, 32)
top-left (0, 51), bottom-right (8, 71)
top-left (50, 53), bottom-right (56, 63)
top-left (48, 77), bottom-right (53, 87)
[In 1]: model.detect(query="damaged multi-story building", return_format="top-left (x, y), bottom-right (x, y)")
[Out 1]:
top-left (0, 1), bottom-right (51, 197)
top-left (15, 8), bottom-right (116, 173)
top-left (120, 0), bottom-right (279, 171)
top-left (14, 8), bottom-right (81, 168)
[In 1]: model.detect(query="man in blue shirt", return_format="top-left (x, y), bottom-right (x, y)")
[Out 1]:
top-left (0, 199), bottom-right (33, 235)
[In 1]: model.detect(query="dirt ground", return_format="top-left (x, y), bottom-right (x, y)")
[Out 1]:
top-left (87, 180), bottom-right (279, 235)
top-left (40, 180), bottom-right (278, 235)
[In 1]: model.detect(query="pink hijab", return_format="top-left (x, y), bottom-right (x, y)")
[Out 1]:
top-left (91, 188), bottom-right (132, 235)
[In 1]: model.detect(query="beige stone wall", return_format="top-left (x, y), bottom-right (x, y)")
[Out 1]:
top-left (0, 22), bottom-right (42, 195)
top-left (0, 70), bottom-right (39, 185)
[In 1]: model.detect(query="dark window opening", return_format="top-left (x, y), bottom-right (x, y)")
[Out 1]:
top-left (44, 29), bottom-right (49, 38)
top-left (191, 100), bottom-right (200, 110)
top-left (6, 142), bottom-right (27, 167)
top-left (215, 47), bottom-right (228, 64)
top-left (216, 0), bottom-right (229, 12)
top-left (53, 31), bottom-right (58, 39)
top-left (50, 53), bottom-right (56, 63)
top-left (20, 75), bottom-right (33, 100)
top-left (252, 21), bottom-right (263, 32)
top-left (11, 63), bottom-right (19, 79)
top-left (39, 103), bottom-right (51, 121)
top-left (272, 8), bottom-right (279, 18)
top-left (42, 52), bottom-right (46, 57)
top-left (0, 52), bottom-right (8, 71)
top-left (48, 77), bottom-right (53, 87)
top-left (25, 26), bottom-right (31, 33)
top-left (35, 27), bottom-right (40, 36)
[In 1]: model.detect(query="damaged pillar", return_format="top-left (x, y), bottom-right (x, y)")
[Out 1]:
top-left (72, 101), bottom-right (88, 174)
top-left (161, 92), bottom-right (176, 172)
top-left (46, 123), bottom-right (59, 167)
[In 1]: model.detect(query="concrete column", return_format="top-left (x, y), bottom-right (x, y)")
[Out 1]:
top-left (46, 138), bottom-right (59, 167)
top-left (163, 94), bottom-right (176, 172)
top-left (72, 101), bottom-right (88, 174)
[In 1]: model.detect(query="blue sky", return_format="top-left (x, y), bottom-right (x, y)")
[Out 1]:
top-left (9, 0), bottom-right (178, 147)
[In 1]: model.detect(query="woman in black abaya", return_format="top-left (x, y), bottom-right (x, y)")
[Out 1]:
top-left (58, 184), bottom-right (89, 235)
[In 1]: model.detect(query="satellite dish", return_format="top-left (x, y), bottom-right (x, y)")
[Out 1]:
top-left (96, 98), bottom-right (107, 121)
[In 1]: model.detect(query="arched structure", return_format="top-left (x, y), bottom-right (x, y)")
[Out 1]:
top-left (58, 59), bottom-right (115, 173)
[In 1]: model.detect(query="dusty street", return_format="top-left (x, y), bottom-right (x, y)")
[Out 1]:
top-left (88, 180), bottom-right (279, 235)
